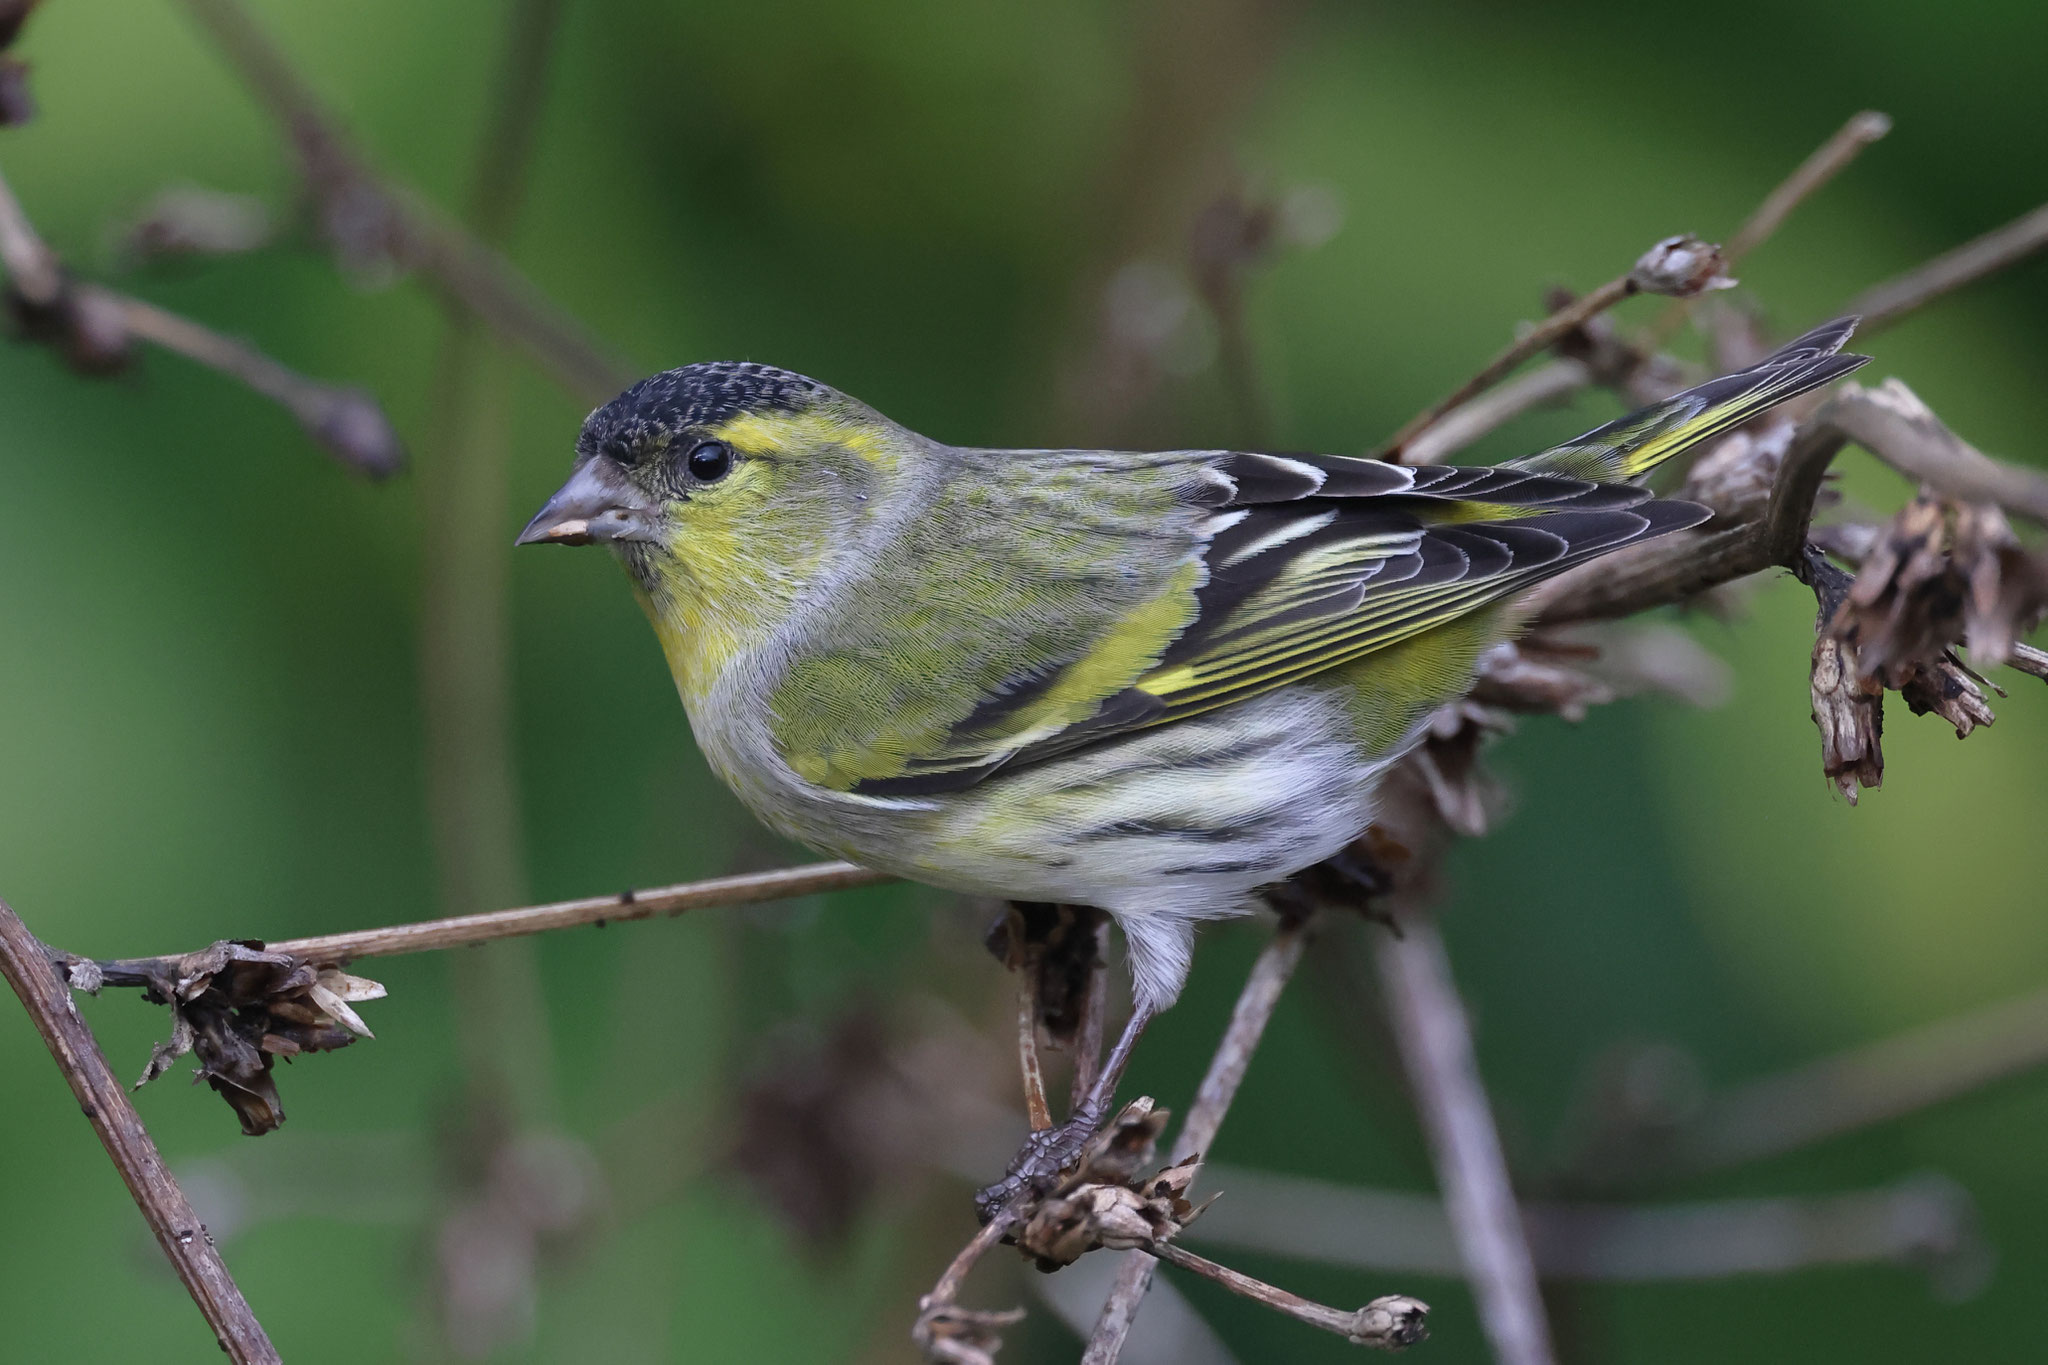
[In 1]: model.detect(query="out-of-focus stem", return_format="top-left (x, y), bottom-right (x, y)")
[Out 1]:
top-left (1375, 918), bottom-right (1556, 1365)
top-left (418, 0), bottom-right (567, 1121)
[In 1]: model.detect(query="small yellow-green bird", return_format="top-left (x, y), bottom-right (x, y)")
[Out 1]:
top-left (520, 318), bottom-right (1864, 1141)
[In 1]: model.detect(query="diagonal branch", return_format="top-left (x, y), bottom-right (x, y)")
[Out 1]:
top-left (1563, 983), bottom-right (2048, 1188)
top-left (1081, 914), bottom-right (1312, 1363)
top-left (0, 160), bottom-right (404, 477)
top-left (0, 898), bottom-right (280, 1364)
top-left (1185, 1165), bottom-right (1985, 1291)
top-left (1375, 916), bottom-right (1555, 1365)
top-left (176, 0), bottom-right (633, 405)
top-left (233, 861), bottom-right (890, 965)
top-left (1850, 199), bottom-right (2048, 334)
top-left (1646, 110), bottom-right (1892, 346)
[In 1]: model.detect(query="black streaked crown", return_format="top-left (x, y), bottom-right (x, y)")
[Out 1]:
top-left (578, 361), bottom-right (828, 464)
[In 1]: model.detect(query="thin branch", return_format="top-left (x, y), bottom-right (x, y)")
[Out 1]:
top-left (87, 862), bottom-right (891, 971)
top-left (1523, 402), bottom-right (1851, 623)
top-left (1069, 919), bottom-right (1111, 1112)
top-left (1826, 379), bottom-right (2048, 526)
top-left (1850, 199), bottom-right (2048, 334)
top-left (0, 151), bottom-right (59, 300)
top-left (1375, 916), bottom-right (1555, 1365)
top-left (1018, 975), bottom-right (1054, 1131)
top-left (415, 0), bottom-right (572, 1141)
top-left (1398, 359), bottom-right (1592, 465)
top-left (927, 1215), bottom-right (1014, 1313)
top-left (1147, 1242), bottom-right (1428, 1350)
top-left (1174, 919), bottom-right (1311, 1167)
top-left (0, 898), bottom-right (281, 1364)
top-left (0, 160), bottom-right (403, 477)
top-left (114, 293), bottom-right (405, 476)
top-left (1376, 277), bottom-right (1635, 461)
top-left (913, 1215), bottom-right (1025, 1365)
top-left (1082, 915), bottom-right (1312, 1364)
top-left (1376, 233), bottom-right (1734, 461)
top-left (176, 0), bottom-right (633, 405)
top-left (1727, 112), bottom-right (1893, 263)
top-left (1588, 983), bottom-right (2048, 1185)
top-left (1646, 111), bottom-right (1892, 346)
top-left (1185, 1165), bottom-right (1984, 1290)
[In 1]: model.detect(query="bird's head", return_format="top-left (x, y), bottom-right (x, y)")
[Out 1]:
top-left (519, 361), bottom-right (916, 699)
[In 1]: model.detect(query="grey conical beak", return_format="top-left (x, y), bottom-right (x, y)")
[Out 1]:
top-left (516, 459), bottom-right (657, 546)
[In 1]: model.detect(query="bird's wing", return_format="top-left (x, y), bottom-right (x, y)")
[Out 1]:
top-left (837, 454), bottom-right (1703, 797)
top-left (812, 320), bottom-right (1867, 797)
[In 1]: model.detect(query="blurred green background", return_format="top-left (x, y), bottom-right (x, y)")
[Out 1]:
top-left (2, 0), bottom-right (2046, 1360)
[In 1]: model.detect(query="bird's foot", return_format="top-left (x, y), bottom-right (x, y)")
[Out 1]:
top-left (973, 1100), bottom-right (1106, 1224)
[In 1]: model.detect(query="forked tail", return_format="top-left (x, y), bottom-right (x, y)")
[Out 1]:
top-left (1510, 317), bottom-right (1869, 483)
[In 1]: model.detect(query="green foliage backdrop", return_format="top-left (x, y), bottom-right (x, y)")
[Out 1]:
top-left (2, 1), bottom-right (2044, 1360)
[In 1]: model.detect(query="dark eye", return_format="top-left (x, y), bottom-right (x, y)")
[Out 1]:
top-left (686, 440), bottom-right (733, 483)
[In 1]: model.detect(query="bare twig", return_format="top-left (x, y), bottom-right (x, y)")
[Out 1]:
top-left (0, 161), bottom-right (404, 477)
top-left (1827, 379), bottom-right (2048, 527)
top-left (1376, 234), bottom-right (1732, 461)
top-left (1850, 199), bottom-right (2048, 334)
top-left (1398, 359), bottom-right (1593, 465)
top-left (1375, 916), bottom-right (1555, 1365)
top-left (914, 1216), bottom-right (1025, 1365)
top-left (1147, 1242), bottom-right (1428, 1350)
top-left (1400, 107), bottom-right (1892, 470)
top-left (1525, 403), bottom-right (1851, 623)
top-left (1584, 984), bottom-right (2048, 1185)
top-left (176, 0), bottom-right (632, 404)
top-left (1377, 278), bottom-right (1634, 461)
top-left (0, 152), bottom-right (58, 300)
top-left (115, 294), bottom-right (404, 476)
top-left (89, 862), bottom-right (891, 970)
top-left (1082, 916), bottom-right (1312, 1363)
top-left (0, 899), bottom-right (281, 1364)
top-left (1646, 111), bottom-right (1892, 346)
top-left (418, 0), bottom-right (570, 1141)
top-left (1069, 919), bottom-right (1111, 1112)
top-left (1728, 112), bottom-right (1894, 263)
top-left (1186, 1165), bottom-right (1984, 1291)
top-left (1018, 975), bottom-right (1054, 1131)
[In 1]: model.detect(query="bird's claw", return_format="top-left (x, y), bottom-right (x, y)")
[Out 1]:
top-left (973, 1101), bottom-right (1105, 1224)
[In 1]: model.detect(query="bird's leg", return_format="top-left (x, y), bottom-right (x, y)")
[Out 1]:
top-left (974, 1002), bottom-right (1156, 1223)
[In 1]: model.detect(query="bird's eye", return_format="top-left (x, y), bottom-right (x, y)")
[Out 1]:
top-left (686, 440), bottom-right (733, 484)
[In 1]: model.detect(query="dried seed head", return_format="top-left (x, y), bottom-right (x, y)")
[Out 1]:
top-left (1630, 234), bottom-right (1737, 297)
top-left (1810, 633), bottom-right (1884, 804)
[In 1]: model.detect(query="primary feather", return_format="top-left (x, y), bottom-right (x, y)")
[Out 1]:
top-left (524, 319), bottom-right (1868, 1011)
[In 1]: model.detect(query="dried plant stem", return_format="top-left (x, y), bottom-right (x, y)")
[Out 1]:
top-left (1851, 199), bottom-right (2048, 333)
top-left (913, 1215), bottom-right (1024, 1364)
top-left (927, 1215), bottom-right (1014, 1310)
top-left (176, 0), bottom-right (631, 404)
top-left (1018, 977), bottom-right (1054, 1131)
top-left (1669, 984), bottom-right (2048, 1180)
top-left (1147, 1241), bottom-right (1428, 1349)
top-left (1525, 409), bottom-right (1850, 623)
top-left (0, 155), bottom-right (59, 300)
top-left (165, 862), bottom-right (888, 966)
top-left (1727, 112), bottom-right (1893, 262)
top-left (1377, 277), bottom-right (1634, 460)
top-left (1375, 917), bottom-right (1555, 1365)
top-left (1081, 916), bottom-right (1312, 1364)
top-left (1826, 379), bottom-right (2048, 526)
top-left (0, 160), bottom-right (402, 477)
top-left (0, 899), bottom-right (280, 1364)
top-left (1186, 1164), bottom-right (1981, 1284)
top-left (419, 0), bottom-right (569, 1126)
top-left (1069, 920), bottom-right (1111, 1111)
top-left (1398, 359), bottom-right (1593, 465)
